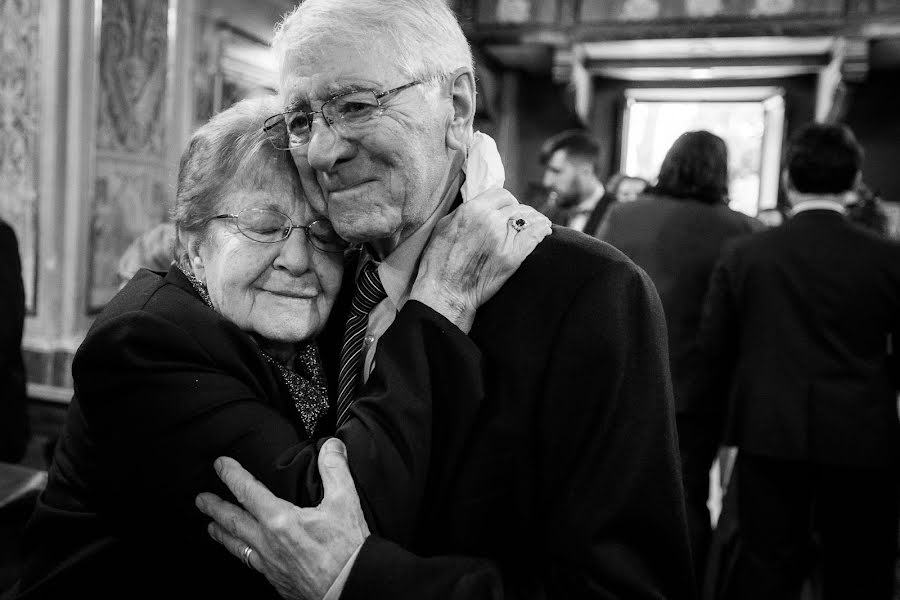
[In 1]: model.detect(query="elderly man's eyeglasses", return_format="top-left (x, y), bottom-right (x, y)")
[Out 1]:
top-left (212, 208), bottom-right (349, 253)
top-left (263, 81), bottom-right (422, 150)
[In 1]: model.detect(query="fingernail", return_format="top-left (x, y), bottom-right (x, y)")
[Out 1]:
top-left (213, 457), bottom-right (224, 474)
top-left (324, 437), bottom-right (347, 457)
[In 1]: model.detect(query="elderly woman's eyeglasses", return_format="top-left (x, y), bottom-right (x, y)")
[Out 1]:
top-left (212, 208), bottom-right (349, 253)
top-left (263, 81), bottom-right (422, 150)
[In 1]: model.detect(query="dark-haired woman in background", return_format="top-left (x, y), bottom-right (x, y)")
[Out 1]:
top-left (597, 130), bottom-right (762, 586)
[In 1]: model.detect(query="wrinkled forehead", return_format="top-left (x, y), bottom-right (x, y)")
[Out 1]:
top-left (280, 39), bottom-right (402, 110)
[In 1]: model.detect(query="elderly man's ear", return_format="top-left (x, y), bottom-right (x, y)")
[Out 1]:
top-left (445, 68), bottom-right (476, 153)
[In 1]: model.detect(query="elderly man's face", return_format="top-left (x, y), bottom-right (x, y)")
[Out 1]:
top-left (283, 41), bottom-right (455, 247)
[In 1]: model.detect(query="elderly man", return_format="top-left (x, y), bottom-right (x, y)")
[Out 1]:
top-left (196, 1), bottom-right (694, 598)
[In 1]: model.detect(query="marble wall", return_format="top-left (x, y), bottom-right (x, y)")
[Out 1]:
top-left (0, 0), bottom-right (279, 399)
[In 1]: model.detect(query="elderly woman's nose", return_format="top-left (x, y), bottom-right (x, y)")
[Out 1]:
top-left (272, 228), bottom-right (313, 274)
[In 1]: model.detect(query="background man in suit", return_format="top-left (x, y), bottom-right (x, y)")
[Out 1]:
top-left (598, 130), bottom-right (761, 582)
top-left (538, 129), bottom-right (611, 236)
top-left (0, 217), bottom-right (29, 464)
top-left (195, 0), bottom-right (694, 598)
top-left (683, 122), bottom-right (900, 599)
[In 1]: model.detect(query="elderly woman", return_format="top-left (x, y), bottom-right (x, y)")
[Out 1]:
top-left (10, 96), bottom-right (548, 599)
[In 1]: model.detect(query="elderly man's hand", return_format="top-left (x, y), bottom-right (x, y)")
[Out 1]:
top-left (195, 439), bottom-right (368, 600)
top-left (411, 189), bottom-right (552, 332)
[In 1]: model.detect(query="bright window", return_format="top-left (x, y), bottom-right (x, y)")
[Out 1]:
top-left (621, 87), bottom-right (785, 216)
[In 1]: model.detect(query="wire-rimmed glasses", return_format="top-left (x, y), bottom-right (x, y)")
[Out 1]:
top-left (212, 208), bottom-right (349, 253)
top-left (263, 81), bottom-right (422, 150)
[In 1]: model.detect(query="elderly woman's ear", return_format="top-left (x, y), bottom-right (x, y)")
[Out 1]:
top-left (445, 68), bottom-right (476, 153)
top-left (185, 234), bottom-right (207, 281)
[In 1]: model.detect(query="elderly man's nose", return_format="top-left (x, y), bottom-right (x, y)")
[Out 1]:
top-left (307, 124), bottom-right (349, 173)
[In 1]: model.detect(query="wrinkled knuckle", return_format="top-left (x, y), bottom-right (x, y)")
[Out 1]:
top-left (265, 511), bottom-right (292, 533)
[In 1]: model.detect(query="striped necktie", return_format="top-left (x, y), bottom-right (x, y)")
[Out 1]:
top-left (335, 261), bottom-right (387, 427)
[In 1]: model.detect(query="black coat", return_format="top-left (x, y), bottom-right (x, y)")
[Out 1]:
top-left (13, 266), bottom-right (481, 599)
top-left (0, 219), bottom-right (28, 463)
top-left (683, 209), bottom-right (900, 468)
top-left (598, 194), bottom-right (761, 411)
top-left (338, 228), bottom-right (695, 599)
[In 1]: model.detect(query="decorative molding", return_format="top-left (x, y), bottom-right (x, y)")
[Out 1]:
top-left (0, 0), bottom-right (41, 314)
top-left (621, 0), bottom-right (661, 20)
top-left (96, 0), bottom-right (168, 154)
top-left (88, 0), bottom-right (169, 312)
top-left (88, 165), bottom-right (168, 311)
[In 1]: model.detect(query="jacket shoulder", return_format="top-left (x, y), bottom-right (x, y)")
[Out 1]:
top-left (527, 225), bottom-right (651, 291)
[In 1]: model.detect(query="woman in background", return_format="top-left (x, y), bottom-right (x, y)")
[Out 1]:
top-left (598, 130), bottom-right (762, 586)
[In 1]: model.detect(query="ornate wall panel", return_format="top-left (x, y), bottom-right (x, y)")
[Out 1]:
top-left (578, 0), bottom-right (844, 21)
top-left (89, 0), bottom-right (169, 311)
top-left (0, 0), bottom-right (41, 314)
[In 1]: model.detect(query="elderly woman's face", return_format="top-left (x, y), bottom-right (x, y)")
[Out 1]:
top-left (190, 188), bottom-right (343, 344)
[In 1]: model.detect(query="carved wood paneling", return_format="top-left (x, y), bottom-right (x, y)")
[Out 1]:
top-left (89, 0), bottom-right (169, 312)
top-left (0, 0), bottom-right (41, 314)
top-left (578, 0), bottom-right (845, 22)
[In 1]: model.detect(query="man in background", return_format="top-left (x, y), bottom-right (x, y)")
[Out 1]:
top-left (683, 122), bottom-right (900, 599)
top-left (539, 129), bottom-right (611, 237)
top-left (0, 218), bottom-right (28, 464)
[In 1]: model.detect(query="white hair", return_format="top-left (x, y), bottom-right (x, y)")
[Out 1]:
top-left (272, 0), bottom-right (473, 90)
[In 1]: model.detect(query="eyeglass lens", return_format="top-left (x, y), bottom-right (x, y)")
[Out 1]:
top-left (234, 209), bottom-right (347, 253)
top-left (264, 91), bottom-right (383, 149)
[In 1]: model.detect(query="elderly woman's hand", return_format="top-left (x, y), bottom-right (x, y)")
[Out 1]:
top-left (410, 189), bottom-right (551, 332)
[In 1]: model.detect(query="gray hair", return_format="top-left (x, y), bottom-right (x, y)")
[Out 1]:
top-left (272, 0), bottom-right (473, 89)
top-left (173, 95), bottom-right (301, 266)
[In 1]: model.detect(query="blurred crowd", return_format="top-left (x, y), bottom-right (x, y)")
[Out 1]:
top-left (538, 122), bottom-right (900, 599)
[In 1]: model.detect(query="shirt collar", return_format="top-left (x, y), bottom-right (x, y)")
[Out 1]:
top-left (789, 198), bottom-right (846, 217)
top-left (359, 173), bottom-right (463, 310)
top-left (571, 185), bottom-right (605, 214)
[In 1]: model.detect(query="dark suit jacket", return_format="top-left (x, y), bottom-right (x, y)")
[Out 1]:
top-left (598, 194), bottom-right (761, 410)
top-left (12, 266), bottom-right (481, 599)
top-left (540, 194), bottom-right (616, 237)
top-left (0, 219), bottom-right (28, 463)
top-left (683, 209), bottom-right (900, 468)
top-left (337, 228), bottom-right (695, 599)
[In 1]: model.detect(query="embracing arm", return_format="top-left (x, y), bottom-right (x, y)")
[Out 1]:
top-left (74, 297), bottom-right (481, 545)
top-left (339, 261), bottom-right (695, 600)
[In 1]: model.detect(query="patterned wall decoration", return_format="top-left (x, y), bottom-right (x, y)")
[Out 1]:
top-left (89, 0), bottom-right (169, 311)
top-left (621, 0), bottom-right (662, 19)
top-left (579, 0), bottom-right (843, 21)
top-left (0, 0), bottom-right (41, 314)
top-left (686, 0), bottom-right (725, 16)
top-left (496, 0), bottom-right (531, 23)
top-left (752, 0), bottom-right (795, 14)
